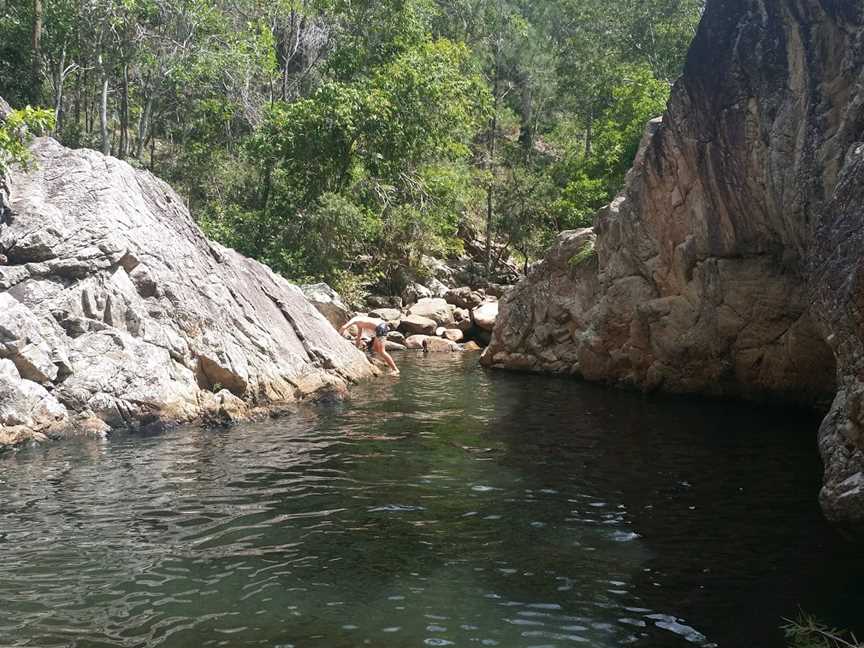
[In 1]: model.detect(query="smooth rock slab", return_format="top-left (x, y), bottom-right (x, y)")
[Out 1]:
top-left (0, 137), bottom-right (374, 446)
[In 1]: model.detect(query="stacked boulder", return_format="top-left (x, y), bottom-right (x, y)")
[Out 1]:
top-left (331, 286), bottom-right (500, 353)
top-left (391, 288), bottom-right (499, 352)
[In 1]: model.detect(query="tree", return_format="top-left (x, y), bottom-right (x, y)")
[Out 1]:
top-left (0, 104), bottom-right (55, 174)
top-left (0, 0), bottom-right (704, 290)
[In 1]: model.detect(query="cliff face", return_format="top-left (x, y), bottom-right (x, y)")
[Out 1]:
top-left (482, 0), bottom-right (864, 526)
top-left (0, 138), bottom-right (373, 446)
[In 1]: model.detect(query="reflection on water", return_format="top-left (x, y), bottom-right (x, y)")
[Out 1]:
top-left (1, 353), bottom-right (862, 647)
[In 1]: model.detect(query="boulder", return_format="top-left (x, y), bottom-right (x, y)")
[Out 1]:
top-left (217, 390), bottom-right (250, 423)
top-left (427, 277), bottom-right (450, 298)
top-left (398, 314), bottom-right (438, 336)
top-left (0, 292), bottom-right (64, 383)
top-left (386, 331), bottom-right (406, 345)
top-left (301, 283), bottom-right (353, 329)
top-left (366, 295), bottom-right (403, 310)
top-left (0, 359), bottom-right (67, 443)
top-left (421, 255), bottom-right (457, 284)
top-left (385, 341), bottom-right (407, 352)
top-left (369, 308), bottom-right (402, 323)
top-left (425, 337), bottom-right (460, 353)
top-left (401, 282), bottom-right (432, 306)
top-left (445, 287), bottom-right (484, 310)
top-left (442, 329), bottom-right (464, 343)
top-left (484, 283), bottom-right (511, 299)
top-left (0, 137), bottom-right (373, 447)
top-left (462, 341), bottom-right (483, 352)
top-left (405, 335), bottom-right (429, 350)
top-left (453, 308), bottom-right (472, 332)
top-left (472, 301), bottom-right (499, 332)
top-left (409, 298), bottom-right (457, 327)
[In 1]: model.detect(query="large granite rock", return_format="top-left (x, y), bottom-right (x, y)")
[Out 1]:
top-left (301, 283), bottom-right (352, 329)
top-left (408, 298), bottom-right (457, 327)
top-left (472, 301), bottom-right (498, 332)
top-left (0, 137), bottom-right (374, 446)
top-left (0, 359), bottom-right (67, 444)
top-left (399, 314), bottom-right (438, 336)
top-left (483, 1), bottom-right (864, 527)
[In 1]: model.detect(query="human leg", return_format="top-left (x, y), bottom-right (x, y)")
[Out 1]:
top-left (373, 337), bottom-right (399, 373)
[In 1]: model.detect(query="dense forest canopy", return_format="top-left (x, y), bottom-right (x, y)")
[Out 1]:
top-left (0, 0), bottom-right (703, 299)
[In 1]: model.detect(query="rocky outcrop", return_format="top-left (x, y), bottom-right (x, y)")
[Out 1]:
top-left (0, 137), bottom-right (374, 446)
top-left (483, 1), bottom-right (864, 527)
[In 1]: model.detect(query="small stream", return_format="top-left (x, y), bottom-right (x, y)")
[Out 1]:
top-left (1, 353), bottom-right (862, 648)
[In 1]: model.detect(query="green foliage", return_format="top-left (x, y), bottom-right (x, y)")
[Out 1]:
top-left (543, 64), bottom-right (671, 230)
top-left (568, 240), bottom-right (596, 268)
top-left (213, 32), bottom-right (489, 288)
top-left (592, 65), bottom-right (671, 175)
top-left (1, 0), bottom-right (702, 288)
top-left (782, 614), bottom-right (862, 648)
top-left (0, 107), bottom-right (55, 174)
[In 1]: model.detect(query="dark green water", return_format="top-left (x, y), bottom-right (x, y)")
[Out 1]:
top-left (2, 353), bottom-right (863, 648)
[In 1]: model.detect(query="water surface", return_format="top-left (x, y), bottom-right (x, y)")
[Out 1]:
top-left (2, 353), bottom-right (862, 647)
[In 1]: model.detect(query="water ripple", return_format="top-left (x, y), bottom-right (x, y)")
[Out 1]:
top-left (0, 354), bottom-right (860, 647)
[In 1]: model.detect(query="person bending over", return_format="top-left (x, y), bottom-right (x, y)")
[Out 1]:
top-left (339, 316), bottom-right (399, 375)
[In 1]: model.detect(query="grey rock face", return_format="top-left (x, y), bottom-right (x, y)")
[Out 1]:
top-left (0, 359), bottom-right (67, 444)
top-left (483, 1), bottom-right (864, 526)
top-left (0, 138), bottom-right (373, 446)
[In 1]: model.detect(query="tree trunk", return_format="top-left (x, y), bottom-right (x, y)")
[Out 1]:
top-left (53, 47), bottom-right (66, 131)
top-left (136, 93), bottom-right (153, 159)
top-left (119, 64), bottom-right (129, 158)
top-left (518, 81), bottom-right (534, 157)
top-left (485, 37), bottom-right (502, 278)
top-left (31, 0), bottom-right (43, 105)
top-left (484, 175), bottom-right (495, 276)
top-left (585, 107), bottom-right (593, 157)
top-left (100, 75), bottom-right (109, 156)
